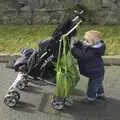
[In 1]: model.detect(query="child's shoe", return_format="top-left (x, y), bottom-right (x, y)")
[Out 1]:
top-left (82, 97), bottom-right (96, 104)
top-left (96, 93), bottom-right (105, 100)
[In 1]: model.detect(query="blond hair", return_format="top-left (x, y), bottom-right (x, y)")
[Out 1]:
top-left (84, 30), bottom-right (102, 44)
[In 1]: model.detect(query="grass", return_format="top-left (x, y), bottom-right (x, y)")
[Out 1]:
top-left (0, 25), bottom-right (55, 54)
top-left (0, 25), bottom-right (120, 55)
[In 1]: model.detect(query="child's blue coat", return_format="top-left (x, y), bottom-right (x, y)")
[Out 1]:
top-left (71, 40), bottom-right (106, 79)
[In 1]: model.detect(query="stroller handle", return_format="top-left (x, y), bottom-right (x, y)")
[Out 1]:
top-left (63, 19), bottom-right (82, 37)
top-left (63, 10), bottom-right (84, 38)
top-left (72, 10), bottom-right (84, 21)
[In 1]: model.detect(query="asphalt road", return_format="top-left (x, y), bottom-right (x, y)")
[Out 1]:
top-left (0, 63), bottom-right (120, 120)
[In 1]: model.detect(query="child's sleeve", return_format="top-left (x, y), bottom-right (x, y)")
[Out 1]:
top-left (93, 43), bottom-right (106, 56)
top-left (72, 46), bottom-right (96, 60)
top-left (71, 41), bottom-right (83, 59)
top-left (71, 46), bottom-right (83, 59)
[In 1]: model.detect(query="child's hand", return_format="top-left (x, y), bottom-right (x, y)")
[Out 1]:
top-left (83, 40), bottom-right (92, 46)
top-left (73, 41), bottom-right (83, 48)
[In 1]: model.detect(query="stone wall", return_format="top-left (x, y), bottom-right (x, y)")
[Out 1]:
top-left (82, 0), bottom-right (120, 24)
top-left (0, 0), bottom-right (120, 24)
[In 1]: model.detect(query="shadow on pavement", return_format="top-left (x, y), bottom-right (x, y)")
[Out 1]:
top-left (22, 85), bottom-right (42, 94)
top-left (62, 97), bottom-right (120, 120)
top-left (14, 101), bottom-right (36, 113)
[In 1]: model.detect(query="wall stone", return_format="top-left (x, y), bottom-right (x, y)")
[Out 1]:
top-left (0, 0), bottom-right (119, 24)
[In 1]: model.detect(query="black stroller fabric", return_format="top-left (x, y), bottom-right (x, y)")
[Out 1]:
top-left (12, 11), bottom-right (79, 79)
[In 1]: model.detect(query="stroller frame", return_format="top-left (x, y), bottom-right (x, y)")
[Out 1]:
top-left (4, 16), bottom-right (83, 108)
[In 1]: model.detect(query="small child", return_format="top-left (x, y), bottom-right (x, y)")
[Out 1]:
top-left (71, 30), bottom-right (106, 104)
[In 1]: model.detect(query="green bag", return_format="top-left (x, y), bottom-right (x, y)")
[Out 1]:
top-left (56, 36), bottom-right (80, 97)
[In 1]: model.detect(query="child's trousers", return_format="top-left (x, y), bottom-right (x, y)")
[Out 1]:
top-left (87, 76), bottom-right (104, 99)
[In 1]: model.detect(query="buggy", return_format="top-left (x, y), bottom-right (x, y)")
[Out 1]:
top-left (4, 10), bottom-right (84, 108)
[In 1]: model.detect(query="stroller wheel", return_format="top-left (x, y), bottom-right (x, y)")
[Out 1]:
top-left (51, 100), bottom-right (64, 110)
top-left (4, 94), bottom-right (17, 107)
top-left (51, 97), bottom-right (65, 110)
top-left (17, 80), bottom-right (28, 90)
top-left (8, 90), bottom-right (20, 100)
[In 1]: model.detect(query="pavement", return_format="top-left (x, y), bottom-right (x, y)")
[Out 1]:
top-left (0, 63), bottom-right (120, 120)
